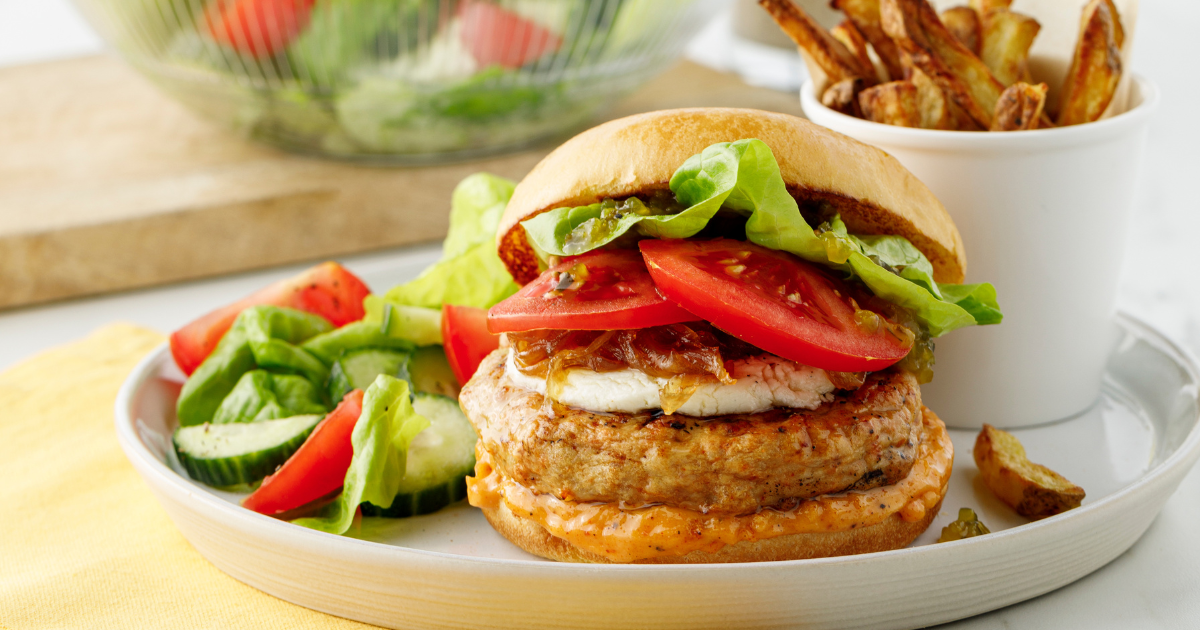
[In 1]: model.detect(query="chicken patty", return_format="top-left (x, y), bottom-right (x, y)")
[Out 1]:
top-left (460, 350), bottom-right (924, 516)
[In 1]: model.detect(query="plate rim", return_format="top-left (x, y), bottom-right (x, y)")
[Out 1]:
top-left (114, 311), bottom-right (1200, 573)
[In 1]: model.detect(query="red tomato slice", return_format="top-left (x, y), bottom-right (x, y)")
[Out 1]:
top-left (639, 239), bottom-right (911, 372)
top-left (206, 0), bottom-right (315, 58)
top-left (459, 0), bottom-right (563, 69)
top-left (443, 305), bottom-right (501, 386)
top-left (487, 250), bottom-right (699, 334)
top-left (242, 389), bottom-right (364, 516)
top-left (170, 262), bottom-right (371, 376)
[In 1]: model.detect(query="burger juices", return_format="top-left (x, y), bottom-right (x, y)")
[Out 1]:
top-left (461, 109), bottom-right (1001, 563)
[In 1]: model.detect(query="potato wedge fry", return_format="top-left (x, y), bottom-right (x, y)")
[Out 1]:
top-left (980, 9), bottom-right (1040, 87)
top-left (909, 67), bottom-right (954, 129)
top-left (881, 0), bottom-right (1007, 129)
top-left (759, 0), bottom-right (875, 87)
top-left (832, 0), bottom-right (907, 81)
top-left (858, 80), bottom-right (920, 126)
top-left (990, 81), bottom-right (1047, 131)
top-left (968, 0), bottom-right (1010, 14)
top-left (974, 424), bottom-right (1085, 519)
top-left (824, 77), bottom-right (867, 116)
top-left (832, 20), bottom-right (877, 82)
top-left (940, 6), bottom-right (982, 56)
top-left (1057, 0), bottom-right (1123, 126)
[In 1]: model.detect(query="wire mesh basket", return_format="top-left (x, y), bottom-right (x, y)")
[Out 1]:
top-left (73, 0), bottom-right (724, 162)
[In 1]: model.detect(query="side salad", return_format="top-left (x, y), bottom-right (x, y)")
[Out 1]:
top-left (170, 173), bottom-right (517, 534)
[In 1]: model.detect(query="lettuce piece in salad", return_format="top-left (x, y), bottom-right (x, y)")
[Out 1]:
top-left (521, 138), bottom-right (1001, 337)
top-left (177, 306), bottom-right (332, 426)
top-left (211, 370), bottom-right (329, 425)
top-left (382, 173), bottom-right (520, 310)
top-left (293, 375), bottom-right (430, 535)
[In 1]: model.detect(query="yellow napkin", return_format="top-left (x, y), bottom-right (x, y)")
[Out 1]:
top-left (0, 324), bottom-right (378, 629)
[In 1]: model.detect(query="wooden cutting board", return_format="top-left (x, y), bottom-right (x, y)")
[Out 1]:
top-left (0, 55), bottom-right (804, 310)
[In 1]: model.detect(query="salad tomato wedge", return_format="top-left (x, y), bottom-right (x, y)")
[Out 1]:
top-left (487, 250), bottom-right (698, 334)
top-left (459, 0), bottom-right (563, 69)
top-left (442, 304), bottom-right (501, 386)
top-left (207, 0), bottom-right (316, 58)
top-left (170, 262), bottom-right (371, 376)
top-left (639, 239), bottom-right (912, 372)
top-left (242, 389), bottom-right (364, 516)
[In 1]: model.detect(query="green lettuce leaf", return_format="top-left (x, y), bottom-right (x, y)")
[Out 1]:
top-left (211, 370), bottom-right (329, 424)
top-left (381, 173), bottom-right (520, 310)
top-left (363, 297), bottom-right (443, 346)
top-left (176, 306), bottom-right (333, 426)
top-left (301, 321), bottom-right (417, 365)
top-left (521, 138), bottom-right (1001, 337)
top-left (293, 375), bottom-right (430, 535)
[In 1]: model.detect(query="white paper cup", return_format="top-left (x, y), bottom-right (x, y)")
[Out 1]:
top-left (801, 75), bottom-right (1159, 429)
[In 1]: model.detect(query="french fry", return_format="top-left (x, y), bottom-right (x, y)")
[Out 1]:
top-left (990, 82), bottom-right (1048, 131)
top-left (858, 80), bottom-right (921, 127)
top-left (832, 20), bottom-right (877, 82)
top-left (823, 77), bottom-right (868, 116)
top-left (1099, 0), bottom-right (1126, 49)
top-left (974, 424), bottom-right (1085, 519)
top-left (968, 0), bottom-right (1010, 14)
top-left (940, 6), bottom-right (982, 56)
top-left (909, 67), bottom-right (954, 129)
top-left (759, 0), bottom-right (875, 88)
top-left (1057, 0), bottom-right (1123, 126)
top-left (881, 0), bottom-right (1007, 129)
top-left (980, 9), bottom-right (1040, 87)
top-left (832, 0), bottom-right (907, 81)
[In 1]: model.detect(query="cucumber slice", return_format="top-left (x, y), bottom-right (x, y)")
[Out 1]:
top-left (328, 348), bottom-right (412, 403)
top-left (361, 393), bottom-right (477, 517)
top-left (408, 346), bottom-right (460, 399)
top-left (173, 414), bottom-right (322, 488)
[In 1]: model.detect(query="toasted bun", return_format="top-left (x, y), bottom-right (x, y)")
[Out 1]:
top-left (498, 108), bottom-right (965, 285)
top-left (480, 496), bottom-right (943, 564)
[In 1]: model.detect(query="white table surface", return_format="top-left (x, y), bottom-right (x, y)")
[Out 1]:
top-left (2, 1), bottom-right (1198, 628)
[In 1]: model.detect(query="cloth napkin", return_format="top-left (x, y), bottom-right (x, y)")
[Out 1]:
top-left (0, 324), bottom-right (378, 629)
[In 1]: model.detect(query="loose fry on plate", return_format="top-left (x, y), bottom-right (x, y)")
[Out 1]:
top-left (968, 0), bottom-right (1009, 14)
top-left (979, 9), bottom-right (1040, 87)
top-left (832, 20), bottom-right (877, 81)
top-left (832, 0), bottom-right (906, 81)
top-left (940, 6), bottom-right (982, 56)
top-left (909, 67), bottom-right (954, 129)
top-left (1057, 0), bottom-right (1123, 126)
top-left (759, 0), bottom-right (875, 87)
top-left (858, 80), bottom-right (920, 127)
top-left (824, 77), bottom-right (868, 116)
top-left (974, 424), bottom-right (1085, 519)
top-left (881, 0), bottom-right (1007, 129)
top-left (990, 81), bottom-right (1047, 131)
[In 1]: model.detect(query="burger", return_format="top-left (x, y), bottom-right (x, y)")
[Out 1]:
top-left (460, 108), bottom-right (1000, 563)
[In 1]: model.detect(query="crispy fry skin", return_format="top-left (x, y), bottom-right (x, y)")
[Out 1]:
top-left (1057, 0), bottom-right (1123, 126)
top-left (990, 82), bottom-right (1047, 131)
top-left (832, 19), bottom-right (877, 82)
top-left (832, 0), bottom-right (906, 81)
top-left (909, 67), bottom-right (954, 129)
top-left (979, 9), bottom-right (1040, 87)
top-left (881, 0), bottom-right (1007, 129)
top-left (968, 0), bottom-right (1010, 14)
top-left (824, 77), bottom-right (868, 116)
top-left (974, 424), bottom-right (1085, 519)
top-left (940, 6), bottom-right (982, 56)
top-left (759, 0), bottom-right (875, 86)
top-left (858, 80), bottom-right (921, 127)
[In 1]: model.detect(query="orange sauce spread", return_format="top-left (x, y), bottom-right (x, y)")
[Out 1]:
top-left (468, 409), bottom-right (954, 563)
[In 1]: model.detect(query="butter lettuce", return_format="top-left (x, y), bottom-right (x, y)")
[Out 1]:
top-left (381, 173), bottom-right (520, 310)
top-left (211, 370), bottom-right (328, 425)
top-left (521, 139), bottom-right (1001, 336)
top-left (294, 375), bottom-right (430, 535)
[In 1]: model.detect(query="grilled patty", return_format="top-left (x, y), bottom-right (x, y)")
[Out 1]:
top-left (461, 350), bottom-right (923, 516)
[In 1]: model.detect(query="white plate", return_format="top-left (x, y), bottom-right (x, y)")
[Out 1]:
top-left (115, 314), bottom-right (1200, 630)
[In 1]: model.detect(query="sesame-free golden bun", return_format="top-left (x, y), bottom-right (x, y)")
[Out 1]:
top-left (497, 107), bottom-right (966, 285)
